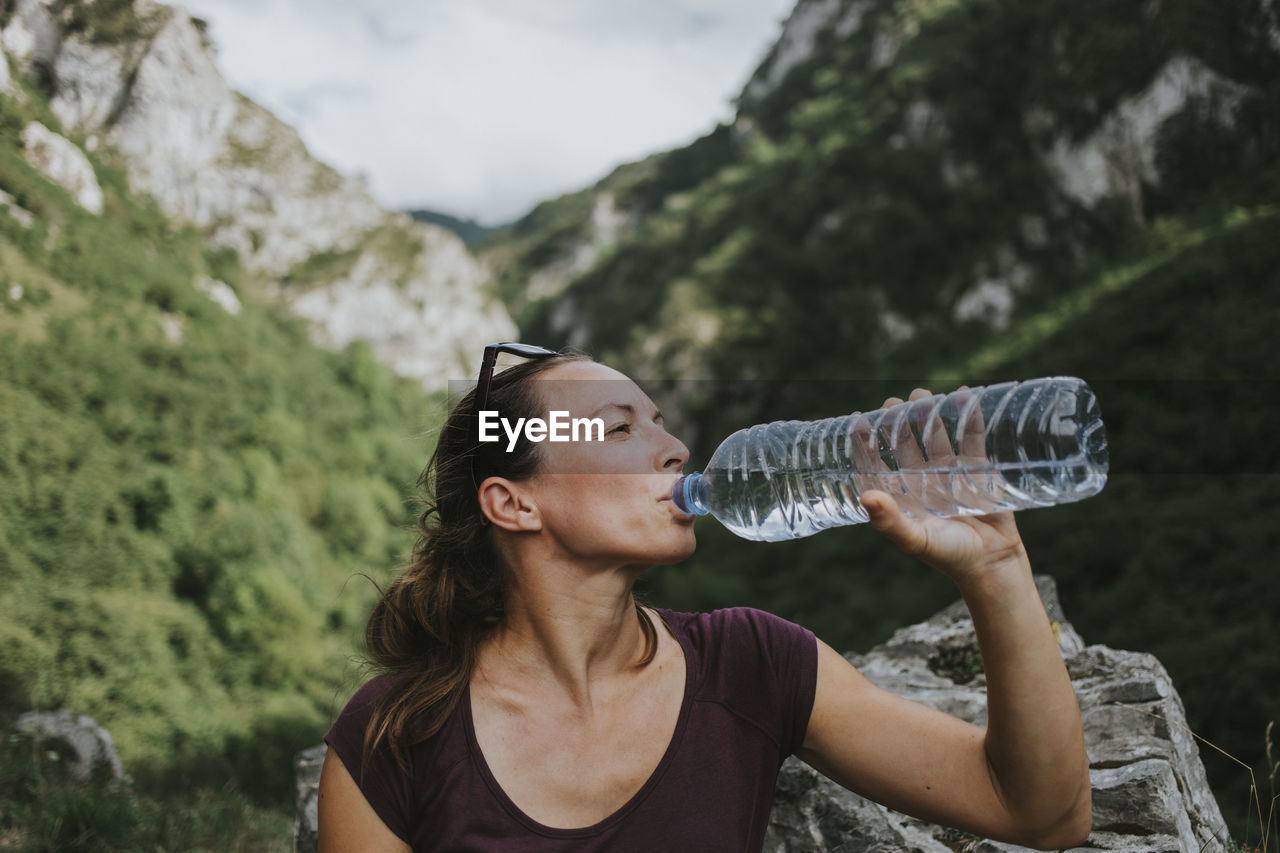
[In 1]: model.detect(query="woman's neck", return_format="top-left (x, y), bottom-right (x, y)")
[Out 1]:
top-left (478, 558), bottom-right (649, 709)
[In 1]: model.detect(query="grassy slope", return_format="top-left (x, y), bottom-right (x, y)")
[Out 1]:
top-left (0, 73), bottom-right (440, 828)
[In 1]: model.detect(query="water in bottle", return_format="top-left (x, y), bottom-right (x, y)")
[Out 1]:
top-left (670, 377), bottom-right (1108, 542)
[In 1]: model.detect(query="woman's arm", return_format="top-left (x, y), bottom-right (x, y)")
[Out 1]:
top-left (797, 389), bottom-right (1092, 850)
top-left (318, 748), bottom-right (411, 853)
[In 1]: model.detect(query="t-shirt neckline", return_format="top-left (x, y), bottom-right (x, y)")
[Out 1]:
top-left (461, 608), bottom-right (695, 839)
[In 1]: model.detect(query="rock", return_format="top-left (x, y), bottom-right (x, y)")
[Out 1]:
top-left (741, 0), bottom-right (872, 104)
top-left (101, 8), bottom-right (385, 274)
top-left (0, 188), bottom-right (37, 228)
top-left (952, 245), bottom-right (1035, 331)
top-left (292, 577), bottom-right (1230, 852)
top-left (1, 0), bottom-right (61, 71)
top-left (15, 709), bottom-right (126, 782)
top-left (20, 121), bottom-right (103, 214)
top-left (4, 0), bottom-right (515, 389)
top-left (1035, 55), bottom-right (1251, 225)
top-left (0, 38), bottom-right (12, 95)
top-left (194, 274), bottom-right (242, 315)
top-left (522, 192), bottom-right (631, 304)
top-left (764, 577), bottom-right (1229, 852)
top-left (158, 310), bottom-right (183, 343)
top-left (48, 30), bottom-right (141, 132)
top-left (282, 217), bottom-right (515, 386)
top-left (294, 743), bottom-right (327, 853)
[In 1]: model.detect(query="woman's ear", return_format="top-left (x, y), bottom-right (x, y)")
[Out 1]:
top-left (478, 477), bottom-right (542, 532)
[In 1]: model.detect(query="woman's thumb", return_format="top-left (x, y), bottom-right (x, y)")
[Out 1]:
top-left (861, 490), bottom-right (928, 558)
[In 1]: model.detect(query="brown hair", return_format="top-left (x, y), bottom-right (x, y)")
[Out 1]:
top-left (362, 351), bottom-right (659, 770)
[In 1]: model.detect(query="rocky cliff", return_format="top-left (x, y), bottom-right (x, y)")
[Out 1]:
top-left (291, 578), bottom-right (1232, 852)
top-left (0, 0), bottom-right (514, 387)
top-left (481, 0), bottom-right (1277, 386)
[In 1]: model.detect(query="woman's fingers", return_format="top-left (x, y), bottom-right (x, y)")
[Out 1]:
top-left (881, 387), bottom-right (933, 408)
top-left (860, 490), bottom-right (929, 558)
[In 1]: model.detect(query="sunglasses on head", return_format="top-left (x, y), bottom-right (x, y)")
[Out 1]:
top-left (470, 342), bottom-right (559, 522)
top-left (473, 342), bottom-right (559, 418)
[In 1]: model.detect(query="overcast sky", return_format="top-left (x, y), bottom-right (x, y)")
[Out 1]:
top-left (176, 0), bottom-right (795, 225)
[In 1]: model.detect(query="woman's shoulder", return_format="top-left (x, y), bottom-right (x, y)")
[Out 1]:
top-left (654, 606), bottom-right (815, 684)
top-left (325, 669), bottom-right (466, 782)
top-left (331, 671), bottom-right (406, 726)
top-left (655, 606), bottom-right (818, 754)
top-left (657, 605), bottom-right (813, 647)
top-left (325, 670), bottom-right (448, 761)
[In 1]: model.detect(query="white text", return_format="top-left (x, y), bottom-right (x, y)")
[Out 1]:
top-left (478, 410), bottom-right (605, 451)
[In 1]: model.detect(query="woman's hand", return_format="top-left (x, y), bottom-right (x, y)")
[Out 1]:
top-left (799, 386), bottom-right (1092, 848)
top-left (857, 387), bottom-right (1028, 587)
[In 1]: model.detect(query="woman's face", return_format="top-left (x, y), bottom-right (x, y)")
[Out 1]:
top-left (517, 360), bottom-right (697, 569)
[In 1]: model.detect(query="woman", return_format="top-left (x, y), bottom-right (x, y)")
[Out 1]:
top-left (318, 347), bottom-right (1092, 851)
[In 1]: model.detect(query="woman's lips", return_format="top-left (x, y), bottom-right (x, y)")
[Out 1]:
top-left (659, 493), bottom-right (695, 521)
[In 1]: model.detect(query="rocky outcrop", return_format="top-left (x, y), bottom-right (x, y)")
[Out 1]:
top-left (294, 744), bottom-right (326, 853)
top-left (195, 274), bottom-right (241, 316)
top-left (0, 41), bottom-right (13, 95)
top-left (1032, 55), bottom-right (1251, 226)
top-left (291, 577), bottom-right (1230, 851)
top-left (285, 220), bottom-right (513, 383)
top-left (740, 0), bottom-right (872, 104)
top-left (15, 710), bottom-right (126, 782)
top-left (0, 0), bottom-right (515, 388)
top-left (0, 188), bottom-right (37, 227)
top-left (1, 0), bottom-right (61, 71)
top-left (495, 4), bottom-right (1268, 371)
top-left (521, 192), bottom-right (632, 306)
top-left (743, 7), bottom-right (1256, 232)
top-left (20, 120), bottom-right (103, 213)
top-left (763, 577), bottom-right (1230, 851)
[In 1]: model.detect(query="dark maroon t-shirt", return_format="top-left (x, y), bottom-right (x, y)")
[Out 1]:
top-left (324, 607), bottom-right (818, 852)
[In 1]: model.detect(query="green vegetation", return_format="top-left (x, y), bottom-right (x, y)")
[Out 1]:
top-left (281, 244), bottom-right (362, 288)
top-left (52, 0), bottom-right (170, 46)
top-left (480, 156), bottom-right (660, 316)
top-left (0, 64), bottom-right (440, 841)
top-left (0, 720), bottom-right (289, 852)
top-left (2, 0), bottom-right (1278, 844)
top-left (282, 222), bottom-right (424, 292)
top-left (407, 209), bottom-right (496, 247)
top-left (484, 0), bottom-right (1280, 839)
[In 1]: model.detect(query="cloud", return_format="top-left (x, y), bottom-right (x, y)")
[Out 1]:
top-left (177, 0), bottom-right (793, 224)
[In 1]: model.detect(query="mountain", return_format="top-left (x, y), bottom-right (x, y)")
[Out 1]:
top-left (406, 209), bottom-right (498, 247)
top-left (3, 0), bottom-right (1279, 840)
top-left (479, 0), bottom-right (1280, 837)
top-left (1, 0), bottom-right (514, 389)
top-left (0, 0), bottom-right (506, 814)
top-left (486, 0), bottom-right (1277, 391)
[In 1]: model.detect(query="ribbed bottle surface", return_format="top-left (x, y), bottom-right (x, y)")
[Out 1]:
top-left (675, 377), bottom-right (1108, 542)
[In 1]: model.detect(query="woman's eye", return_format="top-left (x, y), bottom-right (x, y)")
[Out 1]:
top-left (609, 423), bottom-right (631, 435)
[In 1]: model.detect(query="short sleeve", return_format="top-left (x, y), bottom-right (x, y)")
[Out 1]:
top-left (735, 608), bottom-right (819, 756)
top-left (323, 674), bottom-right (415, 845)
top-left (685, 607), bottom-right (819, 759)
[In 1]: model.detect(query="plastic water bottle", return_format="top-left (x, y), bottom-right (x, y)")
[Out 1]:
top-left (670, 377), bottom-right (1108, 542)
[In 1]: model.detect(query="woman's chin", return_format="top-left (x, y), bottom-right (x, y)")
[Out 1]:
top-left (660, 530), bottom-right (698, 565)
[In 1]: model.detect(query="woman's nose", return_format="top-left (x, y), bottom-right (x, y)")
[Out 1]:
top-left (662, 433), bottom-right (690, 471)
